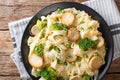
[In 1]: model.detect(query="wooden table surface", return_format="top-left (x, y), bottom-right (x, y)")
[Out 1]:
top-left (0, 0), bottom-right (120, 80)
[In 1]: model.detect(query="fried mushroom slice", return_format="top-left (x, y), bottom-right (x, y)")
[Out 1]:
top-left (89, 56), bottom-right (103, 70)
top-left (97, 36), bottom-right (104, 48)
top-left (66, 49), bottom-right (77, 62)
top-left (67, 28), bottom-right (80, 42)
top-left (28, 54), bottom-right (43, 68)
top-left (61, 12), bottom-right (75, 26)
top-left (70, 75), bottom-right (82, 80)
top-left (31, 25), bottom-right (40, 35)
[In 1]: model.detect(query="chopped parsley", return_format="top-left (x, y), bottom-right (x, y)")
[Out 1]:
top-left (80, 21), bottom-right (85, 24)
top-left (71, 62), bottom-right (75, 65)
top-left (64, 61), bottom-right (68, 66)
top-left (51, 23), bottom-right (68, 31)
top-left (56, 58), bottom-right (61, 64)
top-left (54, 46), bottom-right (60, 53)
top-left (66, 43), bottom-right (72, 49)
top-left (73, 71), bottom-right (77, 76)
top-left (49, 46), bottom-right (60, 53)
top-left (49, 46), bottom-right (54, 51)
top-left (41, 33), bottom-right (45, 38)
top-left (67, 53), bottom-right (72, 58)
top-left (80, 26), bottom-right (84, 30)
top-left (84, 54), bottom-right (88, 58)
top-left (88, 26), bottom-right (93, 29)
top-left (94, 52), bottom-right (99, 56)
top-left (77, 56), bottom-right (81, 61)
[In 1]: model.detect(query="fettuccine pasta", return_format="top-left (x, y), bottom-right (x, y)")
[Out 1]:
top-left (27, 8), bottom-right (106, 80)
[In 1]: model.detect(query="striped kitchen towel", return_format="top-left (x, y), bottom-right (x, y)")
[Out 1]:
top-left (8, 0), bottom-right (120, 79)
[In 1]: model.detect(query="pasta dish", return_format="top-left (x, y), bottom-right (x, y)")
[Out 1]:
top-left (27, 8), bottom-right (106, 80)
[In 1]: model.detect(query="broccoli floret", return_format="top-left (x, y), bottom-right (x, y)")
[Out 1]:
top-left (51, 23), bottom-right (68, 31)
top-left (38, 67), bottom-right (57, 80)
top-left (83, 74), bottom-right (90, 80)
top-left (66, 43), bottom-right (72, 49)
top-left (34, 43), bottom-right (44, 56)
top-left (36, 19), bottom-right (47, 30)
top-left (78, 38), bottom-right (98, 51)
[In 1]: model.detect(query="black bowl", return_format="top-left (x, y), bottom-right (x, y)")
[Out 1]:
top-left (21, 2), bottom-right (114, 80)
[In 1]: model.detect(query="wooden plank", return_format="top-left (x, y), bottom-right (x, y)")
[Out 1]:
top-left (0, 30), bottom-right (17, 75)
top-left (0, 0), bottom-right (87, 6)
top-left (0, 76), bottom-right (21, 80)
top-left (108, 57), bottom-right (120, 73)
top-left (0, 55), bottom-right (20, 76)
top-left (103, 74), bottom-right (120, 80)
top-left (0, 42), bottom-right (13, 54)
top-left (115, 0), bottom-right (120, 11)
top-left (0, 6), bottom-right (38, 29)
top-left (0, 31), bottom-right (18, 76)
top-left (0, 6), bottom-right (15, 30)
top-left (0, 31), bottom-right (13, 53)
top-left (0, 31), bottom-right (11, 41)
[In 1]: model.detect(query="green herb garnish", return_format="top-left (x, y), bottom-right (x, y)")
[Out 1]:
top-left (84, 54), bottom-right (88, 58)
top-left (88, 26), bottom-right (93, 29)
top-left (94, 52), bottom-right (99, 56)
top-left (49, 46), bottom-right (54, 51)
top-left (51, 23), bottom-right (68, 31)
top-left (71, 62), bottom-right (75, 65)
top-left (66, 43), bottom-right (72, 49)
top-left (49, 46), bottom-right (60, 53)
top-left (41, 33), bottom-right (45, 38)
top-left (77, 56), bottom-right (81, 61)
top-left (64, 61), bottom-right (68, 66)
top-left (34, 43), bottom-right (44, 56)
top-left (80, 21), bottom-right (85, 24)
top-left (73, 71), bottom-right (77, 76)
top-left (54, 46), bottom-right (60, 53)
top-left (56, 58), bottom-right (61, 64)
top-left (67, 53), bottom-right (72, 58)
top-left (80, 26), bottom-right (84, 30)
